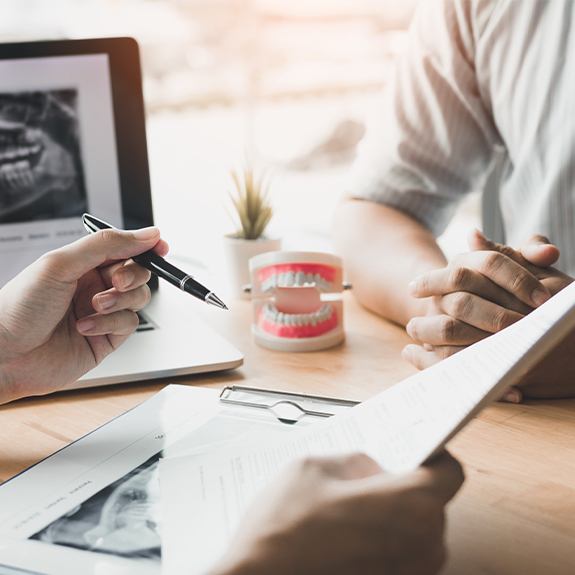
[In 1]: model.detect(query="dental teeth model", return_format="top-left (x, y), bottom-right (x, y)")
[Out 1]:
top-left (248, 251), bottom-right (346, 352)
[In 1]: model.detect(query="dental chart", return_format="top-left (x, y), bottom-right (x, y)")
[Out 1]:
top-left (160, 281), bottom-right (575, 575)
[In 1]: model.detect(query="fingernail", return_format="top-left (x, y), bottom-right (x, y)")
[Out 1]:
top-left (408, 280), bottom-right (418, 295)
top-left (97, 293), bottom-right (117, 310)
top-left (531, 288), bottom-right (550, 307)
top-left (77, 318), bottom-right (96, 334)
top-left (405, 320), bottom-right (414, 337)
top-left (118, 269), bottom-right (135, 289)
top-left (133, 226), bottom-right (160, 240)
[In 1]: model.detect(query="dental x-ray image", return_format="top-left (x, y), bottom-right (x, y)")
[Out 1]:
top-left (30, 454), bottom-right (162, 560)
top-left (0, 89), bottom-right (87, 224)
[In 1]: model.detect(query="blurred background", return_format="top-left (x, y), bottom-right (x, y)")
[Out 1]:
top-left (2, 0), bottom-right (477, 271)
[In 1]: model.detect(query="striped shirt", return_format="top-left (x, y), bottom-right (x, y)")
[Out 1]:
top-left (352, 0), bottom-right (575, 274)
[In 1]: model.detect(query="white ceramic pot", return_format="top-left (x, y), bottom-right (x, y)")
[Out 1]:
top-left (223, 235), bottom-right (282, 299)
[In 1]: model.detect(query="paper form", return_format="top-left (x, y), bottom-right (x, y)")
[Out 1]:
top-left (0, 385), bottom-right (321, 575)
top-left (160, 282), bottom-right (575, 575)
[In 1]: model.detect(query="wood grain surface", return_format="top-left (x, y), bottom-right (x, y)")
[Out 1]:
top-left (0, 294), bottom-right (573, 574)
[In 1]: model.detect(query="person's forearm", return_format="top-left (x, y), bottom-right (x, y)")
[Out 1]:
top-left (334, 200), bottom-right (446, 325)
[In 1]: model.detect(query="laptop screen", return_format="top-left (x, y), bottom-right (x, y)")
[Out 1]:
top-left (0, 52), bottom-right (125, 286)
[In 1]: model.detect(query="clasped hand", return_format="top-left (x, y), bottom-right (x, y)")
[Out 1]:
top-left (403, 231), bottom-right (574, 400)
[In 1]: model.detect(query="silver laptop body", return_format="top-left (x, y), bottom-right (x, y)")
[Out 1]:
top-left (0, 37), bottom-right (243, 389)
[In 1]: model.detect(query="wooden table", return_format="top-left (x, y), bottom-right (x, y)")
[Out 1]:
top-left (1, 294), bottom-right (574, 574)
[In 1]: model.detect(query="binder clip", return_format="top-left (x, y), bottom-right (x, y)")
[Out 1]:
top-left (245, 251), bottom-right (349, 352)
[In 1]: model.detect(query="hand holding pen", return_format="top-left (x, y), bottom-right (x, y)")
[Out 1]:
top-left (0, 224), bottom-right (175, 402)
top-left (82, 213), bottom-right (228, 310)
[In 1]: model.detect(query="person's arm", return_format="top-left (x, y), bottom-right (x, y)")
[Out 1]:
top-left (338, 1), bottom-right (500, 325)
top-left (211, 452), bottom-right (464, 575)
top-left (334, 200), bottom-right (446, 326)
top-left (0, 227), bottom-right (168, 404)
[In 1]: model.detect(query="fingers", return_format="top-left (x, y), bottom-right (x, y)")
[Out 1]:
top-left (154, 238), bottom-right (170, 258)
top-left (439, 292), bottom-right (524, 334)
top-left (350, 451), bottom-right (464, 505)
top-left (92, 284), bottom-right (151, 315)
top-left (467, 228), bottom-right (491, 251)
top-left (402, 344), bottom-right (464, 370)
top-left (410, 266), bottom-right (533, 315)
top-left (520, 235), bottom-right (560, 268)
top-left (413, 451), bottom-right (465, 504)
top-left (99, 260), bottom-right (152, 291)
top-left (39, 227), bottom-right (166, 283)
top-left (410, 266), bottom-right (483, 297)
top-left (455, 251), bottom-right (548, 307)
top-left (407, 314), bottom-right (490, 345)
top-left (471, 229), bottom-right (560, 273)
top-left (76, 310), bottom-right (140, 336)
top-left (467, 228), bottom-right (520, 262)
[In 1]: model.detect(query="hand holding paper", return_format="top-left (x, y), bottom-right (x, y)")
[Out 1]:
top-left (210, 452), bottom-right (463, 575)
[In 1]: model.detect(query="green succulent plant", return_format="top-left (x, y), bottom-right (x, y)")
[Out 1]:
top-left (229, 166), bottom-right (273, 240)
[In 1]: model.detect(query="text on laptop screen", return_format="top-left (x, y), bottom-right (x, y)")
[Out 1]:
top-left (0, 54), bottom-right (124, 286)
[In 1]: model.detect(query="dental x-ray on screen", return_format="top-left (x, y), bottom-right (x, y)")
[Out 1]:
top-left (0, 89), bottom-right (87, 224)
top-left (0, 51), bottom-right (123, 287)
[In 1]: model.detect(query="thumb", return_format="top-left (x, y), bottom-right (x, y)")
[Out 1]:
top-left (520, 235), bottom-right (560, 268)
top-left (354, 451), bottom-right (465, 503)
top-left (338, 452), bottom-right (464, 506)
top-left (402, 451), bottom-right (465, 504)
top-left (40, 227), bottom-right (162, 283)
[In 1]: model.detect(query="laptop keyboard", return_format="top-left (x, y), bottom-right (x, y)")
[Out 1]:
top-left (136, 311), bottom-right (156, 332)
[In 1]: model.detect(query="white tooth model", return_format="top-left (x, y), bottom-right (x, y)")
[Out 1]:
top-left (248, 251), bottom-right (346, 352)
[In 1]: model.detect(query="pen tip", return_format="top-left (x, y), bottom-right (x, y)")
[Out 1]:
top-left (206, 292), bottom-right (229, 310)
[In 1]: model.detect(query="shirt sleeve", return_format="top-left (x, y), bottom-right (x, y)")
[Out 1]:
top-left (350, 0), bottom-right (500, 237)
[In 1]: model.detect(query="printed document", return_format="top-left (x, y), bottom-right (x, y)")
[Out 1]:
top-left (160, 281), bottom-right (575, 575)
top-left (0, 385), bottom-right (317, 575)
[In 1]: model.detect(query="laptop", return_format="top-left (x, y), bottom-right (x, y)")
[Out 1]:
top-left (0, 37), bottom-right (243, 389)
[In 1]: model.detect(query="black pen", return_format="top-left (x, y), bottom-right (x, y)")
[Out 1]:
top-left (82, 213), bottom-right (228, 310)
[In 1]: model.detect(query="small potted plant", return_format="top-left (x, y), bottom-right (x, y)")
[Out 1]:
top-left (224, 166), bottom-right (281, 298)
